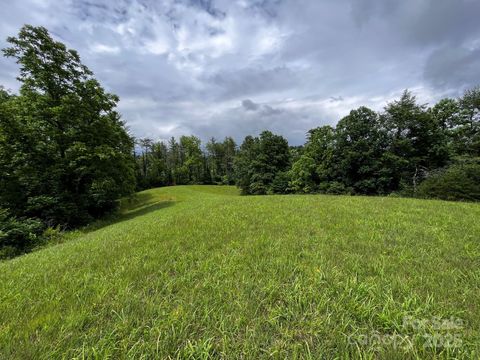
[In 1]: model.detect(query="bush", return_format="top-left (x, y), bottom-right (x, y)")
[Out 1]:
top-left (270, 172), bottom-right (291, 194)
top-left (417, 159), bottom-right (480, 202)
top-left (0, 208), bottom-right (45, 258)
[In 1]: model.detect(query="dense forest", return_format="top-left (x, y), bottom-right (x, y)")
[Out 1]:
top-left (1, 25), bottom-right (479, 257)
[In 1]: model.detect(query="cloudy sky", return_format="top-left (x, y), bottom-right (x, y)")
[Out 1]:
top-left (1, 0), bottom-right (479, 144)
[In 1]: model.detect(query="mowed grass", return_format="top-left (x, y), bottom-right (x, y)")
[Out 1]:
top-left (0, 186), bottom-right (479, 359)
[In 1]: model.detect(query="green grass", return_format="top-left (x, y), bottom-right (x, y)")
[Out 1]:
top-left (1, 186), bottom-right (479, 359)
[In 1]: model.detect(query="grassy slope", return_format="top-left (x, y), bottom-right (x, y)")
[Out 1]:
top-left (0, 186), bottom-right (479, 359)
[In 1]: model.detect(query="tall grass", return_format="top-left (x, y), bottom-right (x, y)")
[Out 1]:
top-left (0, 186), bottom-right (479, 358)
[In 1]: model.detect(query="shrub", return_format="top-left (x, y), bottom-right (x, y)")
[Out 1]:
top-left (270, 172), bottom-right (291, 194)
top-left (417, 159), bottom-right (480, 202)
top-left (0, 208), bottom-right (45, 258)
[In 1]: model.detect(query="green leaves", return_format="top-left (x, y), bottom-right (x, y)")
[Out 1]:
top-left (235, 131), bottom-right (291, 195)
top-left (0, 25), bottom-right (135, 235)
top-left (0, 207), bottom-right (44, 258)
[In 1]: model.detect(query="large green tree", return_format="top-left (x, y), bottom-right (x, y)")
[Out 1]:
top-left (0, 25), bottom-right (135, 227)
top-left (289, 126), bottom-right (337, 193)
top-left (457, 87), bottom-right (480, 156)
top-left (335, 107), bottom-right (388, 194)
top-left (234, 131), bottom-right (290, 195)
top-left (381, 90), bottom-right (449, 192)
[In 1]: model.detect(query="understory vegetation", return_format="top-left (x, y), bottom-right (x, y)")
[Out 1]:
top-left (1, 186), bottom-right (479, 358)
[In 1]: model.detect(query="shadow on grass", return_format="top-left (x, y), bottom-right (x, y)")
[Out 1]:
top-left (120, 200), bottom-right (175, 221)
top-left (79, 199), bottom-right (176, 235)
top-left (1, 195), bottom-right (176, 261)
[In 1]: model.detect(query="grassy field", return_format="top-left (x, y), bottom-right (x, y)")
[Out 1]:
top-left (0, 186), bottom-right (479, 359)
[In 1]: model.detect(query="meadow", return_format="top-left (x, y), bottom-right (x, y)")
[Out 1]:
top-left (0, 185), bottom-right (479, 359)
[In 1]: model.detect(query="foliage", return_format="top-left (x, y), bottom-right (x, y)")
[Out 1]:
top-left (417, 158), bottom-right (480, 202)
top-left (114, 85), bottom-right (480, 203)
top-left (135, 136), bottom-right (237, 189)
top-left (269, 171), bottom-right (291, 194)
top-left (456, 87), bottom-right (480, 156)
top-left (378, 91), bottom-right (448, 193)
top-left (0, 25), bottom-right (135, 231)
top-left (234, 131), bottom-right (290, 194)
top-left (286, 89), bottom-right (479, 200)
top-left (288, 154), bottom-right (317, 193)
top-left (0, 208), bottom-right (44, 258)
top-left (335, 107), bottom-right (387, 194)
top-left (205, 137), bottom-right (237, 185)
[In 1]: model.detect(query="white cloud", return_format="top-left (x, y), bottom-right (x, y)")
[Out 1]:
top-left (0, 0), bottom-right (479, 145)
top-left (91, 43), bottom-right (120, 54)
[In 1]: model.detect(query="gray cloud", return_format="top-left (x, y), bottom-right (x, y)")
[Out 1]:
top-left (349, 0), bottom-right (480, 47)
top-left (209, 66), bottom-right (299, 101)
top-left (242, 99), bottom-right (259, 111)
top-left (424, 45), bottom-right (480, 91)
top-left (1, 0), bottom-right (479, 145)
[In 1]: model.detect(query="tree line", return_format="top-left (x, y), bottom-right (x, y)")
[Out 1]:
top-left (249, 89), bottom-right (479, 197)
top-left (1, 25), bottom-right (479, 257)
top-left (136, 89), bottom-right (479, 200)
top-left (135, 136), bottom-right (237, 189)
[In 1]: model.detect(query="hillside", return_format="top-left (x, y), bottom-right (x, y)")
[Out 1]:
top-left (0, 186), bottom-right (479, 358)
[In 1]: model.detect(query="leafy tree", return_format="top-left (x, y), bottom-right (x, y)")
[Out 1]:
top-left (430, 98), bottom-right (461, 156)
top-left (167, 137), bottom-right (181, 185)
top-left (134, 135), bottom-right (233, 189)
top-left (148, 141), bottom-right (169, 187)
top-left (0, 86), bottom-right (11, 103)
top-left (0, 25), bottom-right (135, 227)
top-left (430, 98), bottom-right (460, 131)
top-left (135, 138), bottom-right (169, 189)
top-left (289, 145), bottom-right (304, 163)
top-left (234, 131), bottom-right (290, 195)
top-left (206, 137), bottom-right (223, 184)
top-left (222, 137), bottom-right (237, 184)
top-left (381, 90), bottom-right (449, 193)
top-left (270, 172), bottom-right (291, 194)
top-left (288, 155), bottom-right (317, 193)
top-left (305, 126), bottom-right (337, 185)
top-left (234, 136), bottom-right (259, 194)
top-left (289, 126), bottom-right (336, 193)
top-left (136, 138), bottom-right (153, 188)
top-left (457, 87), bottom-right (480, 156)
top-left (335, 107), bottom-right (387, 194)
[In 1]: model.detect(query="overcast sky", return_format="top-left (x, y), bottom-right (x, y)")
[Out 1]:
top-left (1, 0), bottom-right (479, 144)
